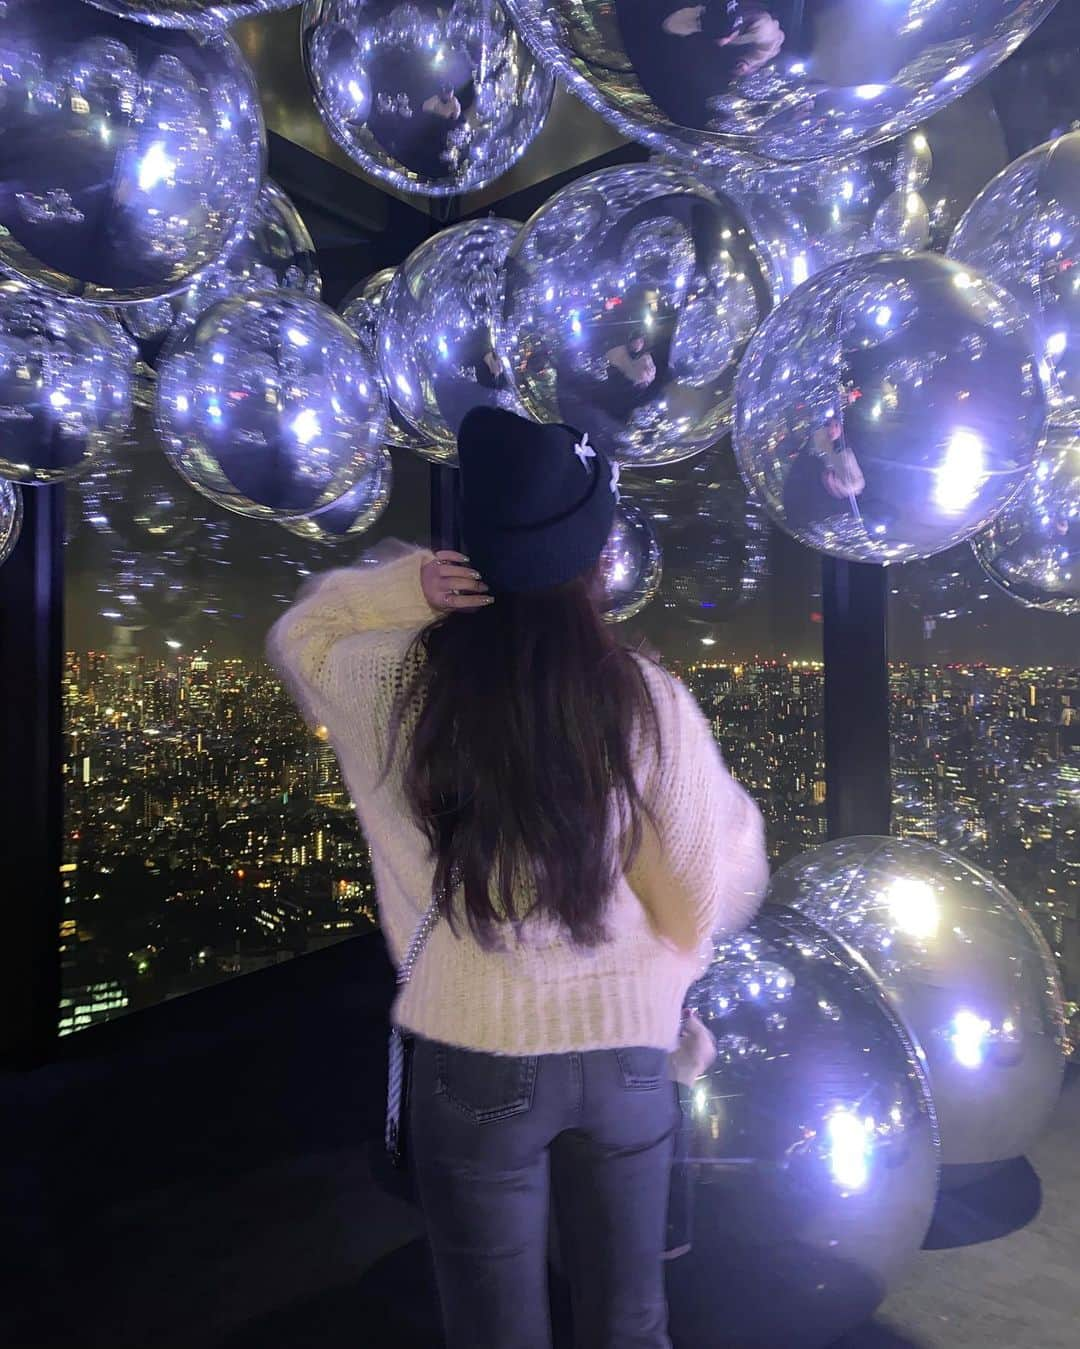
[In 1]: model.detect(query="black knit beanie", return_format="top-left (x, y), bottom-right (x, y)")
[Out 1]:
top-left (456, 406), bottom-right (617, 593)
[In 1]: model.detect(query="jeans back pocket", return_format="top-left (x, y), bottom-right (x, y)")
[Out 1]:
top-left (615, 1046), bottom-right (668, 1090)
top-left (435, 1045), bottom-right (538, 1124)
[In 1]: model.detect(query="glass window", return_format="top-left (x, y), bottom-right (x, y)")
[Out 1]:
top-left (61, 410), bottom-right (428, 1034)
top-left (625, 443), bottom-right (826, 866)
top-left (889, 543), bottom-right (1080, 1038)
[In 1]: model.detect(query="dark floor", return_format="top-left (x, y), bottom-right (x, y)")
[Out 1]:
top-left (4, 934), bottom-right (1078, 1349)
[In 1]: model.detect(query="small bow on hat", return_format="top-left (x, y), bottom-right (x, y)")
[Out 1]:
top-left (574, 431), bottom-right (596, 471)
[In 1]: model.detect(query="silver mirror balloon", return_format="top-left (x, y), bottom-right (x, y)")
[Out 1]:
top-left (0, 0), bottom-right (265, 305)
top-left (971, 419), bottom-right (1080, 615)
top-left (341, 268), bottom-right (432, 456)
top-left (665, 907), bottom-right (938, 1349)
top-left (503, 164), bottom-right (769, 468)
top-left (278, 447), bottom-right (393, 544)
top-left (0, 481), bottom-right (24, 568)
top-left (378, 218), bottom-right (522, 464)
top-left (156, 289), bottom-right (387, 519)
top-left (949, 131), bottom-right (1080, 414)
top-left (0, 283), bottom-right (134, 484)
top-left (770, 838), bottom-right (1067, 1176)
top-left (734, 252), bottom-right (1049, 564)
top-left (118, 180), bottom-right (321, 387)
top-left (714, 130), bottom-right (933, 302)
top-left (598, 500), bottom-right (661, 622)
top-left (503, 0), bottom-right (1057, 166)
top-left (302, 0), bottom-right (554, 197)
top-left (81, 2), bottom-right (300, 29)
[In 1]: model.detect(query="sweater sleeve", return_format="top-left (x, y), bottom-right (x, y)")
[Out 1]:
top-left (627, 668), bottom-right (769, 953)
top-left (266, 544), bottom-right (436, 727)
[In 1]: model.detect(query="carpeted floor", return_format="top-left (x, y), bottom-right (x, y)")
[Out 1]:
top-left (4, 933), bottom-right (1077, 1349)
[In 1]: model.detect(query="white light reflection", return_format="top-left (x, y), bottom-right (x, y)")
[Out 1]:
top-left (886, 876), bottom-right (939, 940)
top-left (934, 429), bottom-right (986, 514)
top-left (950, 1010), bottom-right (991, 1069)
top-left (827, 1109), bottom-right (870, 1191)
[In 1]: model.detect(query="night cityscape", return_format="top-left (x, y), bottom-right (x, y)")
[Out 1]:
top-left (60, 643), bottom-right (1079, 1041)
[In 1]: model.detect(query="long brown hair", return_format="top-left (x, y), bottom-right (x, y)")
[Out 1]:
top-left (393, 572), bottom-right (659, 947)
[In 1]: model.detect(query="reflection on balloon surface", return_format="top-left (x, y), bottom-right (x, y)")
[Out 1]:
top-left (504, 165), bottom-right (769, 467)
top-left (83, 2), bottom-right (299, 29)
top-left (279, 448), bottom-right (393, 544)
top-left (712, 130), bottom-right (932, 301)
top-left (0, 0), bottom-right (265, 303)
top-left (0, 283), bottom-right (134, 485)
top-left (598, 501), bottom-right (661, 622)
top-left (504, 0), bottom-right (1057, 165)
top-left (156, 289), bottom-right (387, 519)
top-left (0, 481), bottom-right (24, 568)
top-left (771, 837), bottom-right (1067, 1172)
top-left (971, 419), bottom-right (1080, 614)
top-left (950, 131), bottom-right (1080, 413)
top-left (118, 181), bottom-right (321, 378)
top-left (666, 907), bottom-right (938, 1349)
top-left (341, 269), bottom-right (433, 456)
top-left (734, 252), bottom-right (1048, 564)
top-left (379, 218), bottom-right (523, 463)
top-left (303, 0), bottom-right (553, 196)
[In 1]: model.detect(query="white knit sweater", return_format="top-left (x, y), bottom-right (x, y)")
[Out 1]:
top-left (268, 545), bottom-right (769, 1055)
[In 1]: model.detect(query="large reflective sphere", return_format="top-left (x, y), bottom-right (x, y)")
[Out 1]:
top-left (504, 0), bottom-right (1058, 165)
top-left (379, 218), bottom-right (522, 463)
top-left (666, 908), bottom-right (938, 1349)
top-left (0, 284), bottom-right (134, 484)
top-left (716, 130), bottom-right (933, 302)
top-left (734, 252), bottom-right (1048, 564)
top-left (279, 447), bottom-right (393, 544)
top-left (119, 180), bottom-right (321, 377)
top-left (302, 0), bottom-right (554, 197)
top-left (83, 3), bottom-right (299, 31)
top-left (156, 289), bottom-right (387, 519)
top-left (770, 838), bottom-right (1067, 1173)
top-left (0, 0), bottom-right (264, 305)
top-left (341, 268), bottom-right (431, 456)
top-left (971, 419), bottom-right (1080, 614)
top-left (950, 132), bottom-right (1080, 413)
top-left (599, 500), bottom-right (661, 622)
top-left (504, 164), bottom-right (769, 467)
top-left (0, 480), bottom-right (23, 568)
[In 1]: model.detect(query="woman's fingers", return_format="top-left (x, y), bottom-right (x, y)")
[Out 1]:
top-left (438, 563), bottom-right (483, 584)
top-left (449, 591), bottom-right (494, 609)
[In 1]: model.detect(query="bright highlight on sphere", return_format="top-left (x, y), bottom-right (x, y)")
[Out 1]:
top-left (0, 0), bottom-right (265, 304)
top-left (378, 218), bottom-right (523, 463)
top-left (302, 0), bottom-right (554, 197)
top-left (950, 131), bottom-right (1080, 413)
top-left (971, 419), bottom-right (1080, 615)
top-left (666, 908), bottom-right (938, 1349)
top-left (502, 0), bottom-right (1057, 166)
top-left (0, 283), bottom-right (134, 485)
top-left (503, 164), bottom-right (769, 468)
top-left (155, 290), bottom-right (387, 520)
top-left (770, 836), bottom-right (1067, 1172)
top-left (733, 252), bottom-right (1048, 564)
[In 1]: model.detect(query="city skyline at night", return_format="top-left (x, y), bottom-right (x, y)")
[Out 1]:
top-left (60, 644), bottom-right (1078, 1038)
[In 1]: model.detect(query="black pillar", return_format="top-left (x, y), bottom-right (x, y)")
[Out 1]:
top-left (822, 556), bottom-right (891, 839)
top-left (0, 486), bottom-right (64, 1067)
